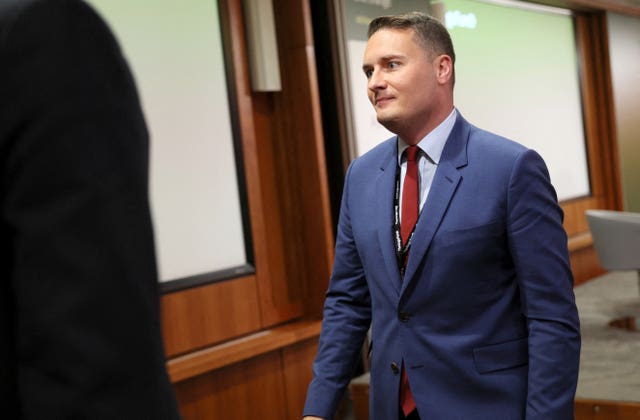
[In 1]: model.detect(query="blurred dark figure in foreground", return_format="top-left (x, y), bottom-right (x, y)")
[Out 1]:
top-left (0, 0), bottom-right (180, 417)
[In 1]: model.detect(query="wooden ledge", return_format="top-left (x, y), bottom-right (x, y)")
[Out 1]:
top-left (167, 318), bottom-right (322, 383)
top-left (575, 398), bottom-right (640, 418)
top-left (568, 231), bottom-right (593, 252)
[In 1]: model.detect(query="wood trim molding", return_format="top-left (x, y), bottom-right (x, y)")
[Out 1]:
top-left (167, 318), bottom-right (321, 383)
top-left (568, 232), bottom-right (593, 252)
top-left (575, 398), bottom-right (640, 419)
top-left (531, 0), bottom-right (640, 17)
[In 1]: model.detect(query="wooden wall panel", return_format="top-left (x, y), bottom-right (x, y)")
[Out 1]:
top-left (559, 12), bottom-right (623, 284)
top-left (282, 338), bottom-right (318, 419)
top-left (171, 335), bottom-right (322, 420)
top-left (249, 91), bottom-right (306, 323)
top-left (220, 0), bottom-right (306, 327)
top-left (273, 0), bottom-right (335, 317)
top-left (570, 244), bottom-right (606, 286)
top-left (167, 319), bottom-right (321, 384)
top-left (174, 351), bottom-right (288, 419)
top-left (161, 276), bottom-right (261, 357)
top-left (575, 399), bottom-right (640, 420)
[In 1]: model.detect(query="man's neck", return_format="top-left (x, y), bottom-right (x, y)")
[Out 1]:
top-left (399, 105), bottom-right (455, 145)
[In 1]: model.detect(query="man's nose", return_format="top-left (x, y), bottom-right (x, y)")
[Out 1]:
top-left (367, 69), bottom-right (385, 90)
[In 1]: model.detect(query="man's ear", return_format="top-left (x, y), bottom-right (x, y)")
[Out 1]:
top-left (435, 55), bottom-right (453, 85)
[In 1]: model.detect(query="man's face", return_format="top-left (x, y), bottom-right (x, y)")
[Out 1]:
top-left (362, 28), bottom-right (445, 143)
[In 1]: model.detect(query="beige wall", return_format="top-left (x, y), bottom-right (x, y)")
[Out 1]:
top-left (607, 12), bottom-right (640, 212)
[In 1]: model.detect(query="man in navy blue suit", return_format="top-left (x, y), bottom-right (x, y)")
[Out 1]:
top-left (303, 12), bottom-right (580, 420)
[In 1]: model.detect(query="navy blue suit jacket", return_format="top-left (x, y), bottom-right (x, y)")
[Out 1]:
top-left (304, 114), bottom-right (580, 419)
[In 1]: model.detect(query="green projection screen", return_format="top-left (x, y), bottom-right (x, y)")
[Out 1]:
top-left (338, 0), bottom-right (590, 202)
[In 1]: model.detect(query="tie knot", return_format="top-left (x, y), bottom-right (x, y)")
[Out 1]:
top-left (405, 145), bottom-right (419, 162)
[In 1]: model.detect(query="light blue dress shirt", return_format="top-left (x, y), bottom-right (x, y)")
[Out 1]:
top-left (397, 108), bottom-right (458, 222)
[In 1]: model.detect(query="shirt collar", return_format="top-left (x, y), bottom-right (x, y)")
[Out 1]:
top-left (397, 108), bottom-right (457, 165)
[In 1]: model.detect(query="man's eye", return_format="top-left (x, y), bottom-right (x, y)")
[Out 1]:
top-left (364, 69), bottom-right (373, 78)
top-left (389, 62), bottom-right (399, 69)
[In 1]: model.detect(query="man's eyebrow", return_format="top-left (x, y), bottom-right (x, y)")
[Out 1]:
top-left (380, 54), bottom-right (405, 61)
top-left (362, 54), bottom-right (405, 71)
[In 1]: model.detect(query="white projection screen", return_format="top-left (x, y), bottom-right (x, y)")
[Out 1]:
top-left (337, 0), bottom-right (591, 202)
top-left (87, 1), bottom-right (250, 289)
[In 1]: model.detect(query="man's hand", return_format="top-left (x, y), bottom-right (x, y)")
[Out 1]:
top-left (302, 417), bottom-right (324, 420)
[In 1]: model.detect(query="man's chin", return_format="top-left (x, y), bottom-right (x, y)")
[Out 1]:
top-left (376, 115), bottom-right (400, 133)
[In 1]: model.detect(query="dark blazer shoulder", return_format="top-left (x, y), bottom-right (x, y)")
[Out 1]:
top-left (0, 0), bottom-right (31, 41)
top-left (0, 0), bottom-right (31, 18)
top-left (0, 0), bottom-right (74, 26)
top-left (0, 0), bottom-right (108, 39)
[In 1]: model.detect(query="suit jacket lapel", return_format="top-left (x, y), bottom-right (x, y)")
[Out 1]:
top-left (400, 115), bottom-right (470, 293)
top-left (375, 140), bottom-right (402, 295)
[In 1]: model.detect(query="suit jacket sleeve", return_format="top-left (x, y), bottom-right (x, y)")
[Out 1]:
top-left (506, 149), bottom-right (581, 419)
top-left (303, 162), bottom-right (372, 418)
top-left (0, 0), bottom-right (179, 417)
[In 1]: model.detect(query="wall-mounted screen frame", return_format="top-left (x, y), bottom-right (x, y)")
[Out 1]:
top-left (86, 0), bottom-right (254, 293)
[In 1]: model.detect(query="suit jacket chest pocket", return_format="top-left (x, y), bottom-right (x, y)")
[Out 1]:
top-left (432, 220), bottom-right (508, 269)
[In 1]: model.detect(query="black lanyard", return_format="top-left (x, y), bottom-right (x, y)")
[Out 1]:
top-left (393, 164), bottom-right (417, 275)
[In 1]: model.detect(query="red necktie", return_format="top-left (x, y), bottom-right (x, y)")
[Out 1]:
top-left (401, 145), bottom-right (419, 244)
top-left (400, 145), bottom-right (418, 416)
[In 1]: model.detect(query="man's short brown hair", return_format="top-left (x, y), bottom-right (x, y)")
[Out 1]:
top-left (368, 11), bottom-right (456, 67)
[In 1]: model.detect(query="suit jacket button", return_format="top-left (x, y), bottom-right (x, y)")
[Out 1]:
top-left (391, 362), bottom-right (400, 374)
top-left (399, 312), bottom-right (410, 322)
